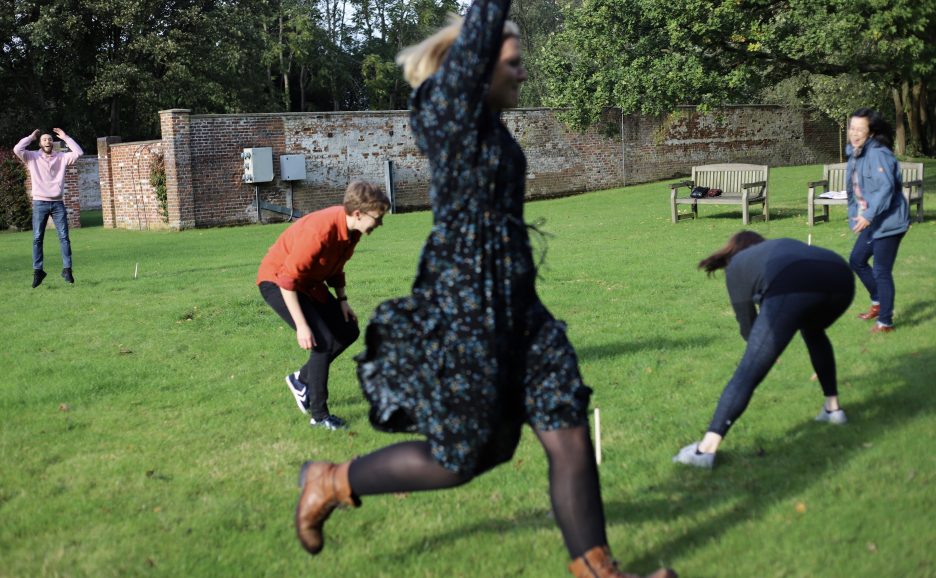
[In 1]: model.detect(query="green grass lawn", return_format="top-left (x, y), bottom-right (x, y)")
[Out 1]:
top-left (2, 162), bottom-right (934, 577)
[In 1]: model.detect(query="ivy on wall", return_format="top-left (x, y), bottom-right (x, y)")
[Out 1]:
top-left (149, 152), bottom-right (168, 224)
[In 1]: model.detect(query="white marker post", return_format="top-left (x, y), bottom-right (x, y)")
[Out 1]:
top-left (134, 262), bottom-right (139, 279)
top-left (594, 408), bottom-right (602, 465)
top-left (807, 233), bottom-right (812, 246)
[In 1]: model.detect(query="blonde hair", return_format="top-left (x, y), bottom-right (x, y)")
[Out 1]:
top-left (396, 16), bottom-right (520, 88)
top-left (343, 180), bottom-right (390, 214)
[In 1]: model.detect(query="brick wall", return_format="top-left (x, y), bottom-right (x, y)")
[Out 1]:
top-left (98, 106), bottom-right (842, 230)
top-left (101, 141), bottom-right (165, 230)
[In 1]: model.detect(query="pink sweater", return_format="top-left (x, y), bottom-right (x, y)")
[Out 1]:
top-left (13, 134), bottom-right (84, 202)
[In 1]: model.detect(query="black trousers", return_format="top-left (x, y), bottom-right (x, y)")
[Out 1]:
top-left (259, 282), bottom-right (360, 419)
top-left (708, 289), bottom-right (853, 436)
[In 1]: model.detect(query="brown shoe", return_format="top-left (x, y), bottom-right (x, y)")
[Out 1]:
top-left (870, 323), bottom-right (895, 334)
top-left (857, 304), bottom-right (880, 320)
top-left (295, 461), bottom-right (360, 555)
top-left (568, 545), bottom-right (677, 578)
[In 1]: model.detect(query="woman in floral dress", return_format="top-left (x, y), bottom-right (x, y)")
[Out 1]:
top-left (292, 1), bottom-right (676, 576)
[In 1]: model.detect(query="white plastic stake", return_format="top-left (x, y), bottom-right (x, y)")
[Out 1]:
top-left (594, 408), bottom-right (602, 465)
top-left (134, 263), bottom-right (139, 279)
top-left (807, 233), bottom-right (812, 246)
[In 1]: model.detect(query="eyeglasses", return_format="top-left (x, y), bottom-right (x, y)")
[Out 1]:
top-left (363, 212), bottom-right (383, 226)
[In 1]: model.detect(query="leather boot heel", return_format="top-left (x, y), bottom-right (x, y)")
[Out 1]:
top-left (857, 304), bottom-right (880, 320)
top-left (568, 545), bottom-right (677, 578)
top-left (295, 461), bottom-right (360, 554)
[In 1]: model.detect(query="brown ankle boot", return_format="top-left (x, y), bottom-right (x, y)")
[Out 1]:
top-left (568, 545), bottom-right (678, 578)
top-left (857, 304), bottom-right (880, 320)
top-left (295, 461), bottom-right (360, 554)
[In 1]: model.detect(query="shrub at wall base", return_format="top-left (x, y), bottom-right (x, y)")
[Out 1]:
top-left (0, 149), bottom-right (30, 231)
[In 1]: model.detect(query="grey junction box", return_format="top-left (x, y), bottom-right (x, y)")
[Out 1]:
top-left (280, 155), bottom-right (307, 181)
top-left (241, 148), bottom-right (274, 183)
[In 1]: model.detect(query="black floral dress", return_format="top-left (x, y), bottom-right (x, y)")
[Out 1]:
top-left (355, 0), bottom-right (591, 476)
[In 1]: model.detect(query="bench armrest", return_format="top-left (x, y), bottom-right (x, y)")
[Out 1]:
top-left (807, 179), bottom-right (829, 188)
top-left (670, 180), bottom-right (693, 191)
top-left (741, 181), bottom-right (767, 200)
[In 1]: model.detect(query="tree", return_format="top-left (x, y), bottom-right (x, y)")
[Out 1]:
top-left (541, 0), bottom-right (936, 155)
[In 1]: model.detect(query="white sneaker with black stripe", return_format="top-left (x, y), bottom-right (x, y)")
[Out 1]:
top-left (815, 407), bottom-right (847, 425)
top-left (285, 372), bottom-right (310, 415)
top-left (310, 415), bottom-right (347, 431)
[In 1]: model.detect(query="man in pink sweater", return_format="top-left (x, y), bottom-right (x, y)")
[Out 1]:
top-left (14, 128), bottom-right (83, 287)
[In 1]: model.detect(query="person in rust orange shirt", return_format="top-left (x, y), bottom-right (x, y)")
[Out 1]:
top-left (257, 181), bottom-right (390, 430)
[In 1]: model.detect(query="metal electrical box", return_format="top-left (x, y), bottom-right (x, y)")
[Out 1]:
top-left (279, 155), bottom-right (307, 181)
top-left (241, 148), bottom-right (274, 183)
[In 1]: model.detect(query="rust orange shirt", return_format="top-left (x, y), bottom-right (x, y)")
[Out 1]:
top-left (256, 206), bottom-right (360, 303)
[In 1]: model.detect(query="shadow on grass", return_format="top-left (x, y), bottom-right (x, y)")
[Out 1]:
top-left (377, 348), bottom-right (931, 575)
top-left (80, 209), bottom-right (103, 227)
top-left (607, 346), bottom-right (934, 572)
top-left (681, 209), bottom-right (801, 223)
top-left (898, 298), bottom-right (936, 329)
top-left (576, 336), bottom-right (713, 362)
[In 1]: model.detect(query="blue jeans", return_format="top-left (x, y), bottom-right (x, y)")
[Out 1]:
top-left (33, 200), bottom-right (72, 271)
top-left (849, 229), bottom-right (904, 326)
top-left (707, 289), bottom-right (854, 437)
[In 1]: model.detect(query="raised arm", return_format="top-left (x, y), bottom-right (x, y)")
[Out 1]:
top-left (416, 0), bottom-right (510, 127)
top-left (13, 129), bottom-right (40, 161)
top-left (53, 128), bottom-right (84, 163)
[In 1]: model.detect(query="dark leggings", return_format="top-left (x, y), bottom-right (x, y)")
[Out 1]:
top-left (849, 229), bottom-right (905, 326)
top-left (259, 282), bottom-right (359, 419)
top-left (347, 425), bottom-right (607, 559)
top-left (708, 290), bottom-right (853, 436)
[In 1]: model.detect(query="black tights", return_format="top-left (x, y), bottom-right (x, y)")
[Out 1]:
top-left (346, 425), bottom-right (606, 558)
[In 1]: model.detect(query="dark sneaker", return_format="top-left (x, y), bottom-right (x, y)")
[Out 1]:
top-left (310, 415), bottom-right (347, 431)
top-left (32, 269), bottom-right (47, 288)
top-left (61, 268), bottom-right (74, 284)
top-left (285, 372), bottom-right (310, 415)
top-left (672, 442), bottom-right (715, 469)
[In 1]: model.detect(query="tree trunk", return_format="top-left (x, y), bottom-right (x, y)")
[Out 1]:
top-left (300, 65), bottom-right (308, 112)
top-left (905, 81), bottom-right (922, 156)
top-left (110, 96), bottom-right (120, 136)
top-left (279, 14), bottom-right (291, 112)
top-left (892, 87), bottom-right (906, 156)
top-left (918, 82), bottom-right (932, 157)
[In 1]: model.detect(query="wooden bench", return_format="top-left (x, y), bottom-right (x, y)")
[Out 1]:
top-left (807, 161), bottom-right (924, 226)
top-left (670, 163), bottom-right (769, 225)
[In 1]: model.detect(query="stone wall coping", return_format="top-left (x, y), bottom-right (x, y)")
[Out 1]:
top-left (109, 140), bottom-right (162, 149)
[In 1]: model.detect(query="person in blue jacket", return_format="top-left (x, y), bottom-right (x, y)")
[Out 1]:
top-left (846, 108), bottom-right (910, 333)
top-left (674, 232), bottom-right (855, 469)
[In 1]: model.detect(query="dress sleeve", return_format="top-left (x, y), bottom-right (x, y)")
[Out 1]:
top-left (414, 0), bottom-right (510, 136)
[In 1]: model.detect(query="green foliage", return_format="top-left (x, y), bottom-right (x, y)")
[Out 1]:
top-left (541, 0), bottom-right (936, 148)
top-left (1, 162), bottom-right (935, 576)
top-left (149, 152), bottom-right (168, 224)
top-left (0, 149), bottom-right (30, 231)
top-left (361, 54), bottom-right (401, 110)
